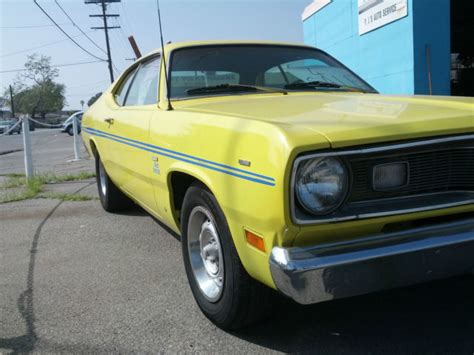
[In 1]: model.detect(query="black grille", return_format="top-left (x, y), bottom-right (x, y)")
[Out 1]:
top-left (348, 145), bottom-right (474, 203)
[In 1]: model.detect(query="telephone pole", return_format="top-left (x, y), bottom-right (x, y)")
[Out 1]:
top-left (9, 85), bottom-right (15, 117)
top-left (85, 0), bottom-right (121, 83)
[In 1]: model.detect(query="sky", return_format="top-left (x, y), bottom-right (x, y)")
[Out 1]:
top-left (0, 0), bottom-right (312, 110)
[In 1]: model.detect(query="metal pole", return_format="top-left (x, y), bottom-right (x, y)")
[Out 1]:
top-left (22, 117), bottom-right (34, 179)
top-left (72, 115), bottom-right (81, 160)
top-left (425, 44), bottom-right (433, 95)
top-left (101, 0), bottom-right (115, 83)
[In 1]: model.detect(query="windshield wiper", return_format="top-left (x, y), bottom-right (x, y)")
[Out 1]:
top-left (187, 83), bottom-right (287, 96)
top-left (284, 81), bottom-right (368, 93)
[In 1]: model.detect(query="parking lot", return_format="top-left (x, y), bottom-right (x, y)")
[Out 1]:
top-left (0, 129), bottom-right (93, 176)
top-left (1, 130), bottom-right (473, 354)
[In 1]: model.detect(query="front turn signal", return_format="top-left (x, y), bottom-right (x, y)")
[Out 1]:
top-left (245, 230), bottom-right (266, 252)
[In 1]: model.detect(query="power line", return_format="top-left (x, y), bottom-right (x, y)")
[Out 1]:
top-left (67, 79), bottom-right (109, 89)
top-left (54, 0), bottom-right (107, 55)
top-left (0, 23), bottom-right (72, 29)
top-left (103, 21), bottom-right (123, 73)
top-left (119, 1), bottom-right (135, 35)
top-left (33, 0), bottom-right (106, 61)
top-left (0, 60), bottom-right (105, 74)
top-left (85, 0), bottom-right (122, 83)
top-left (0, 31), bottom-right (96, 59)
top-left (116, 17), bottom-right (135, 59)
top-left (109, 21), bottom-right (131, 61)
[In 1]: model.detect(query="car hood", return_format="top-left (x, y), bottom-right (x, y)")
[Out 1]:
top-left (175, 92), bottom-right (474, 148)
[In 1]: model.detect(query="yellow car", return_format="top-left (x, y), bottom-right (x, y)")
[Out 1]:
top-left (82, 40), bottom-right (474, 329)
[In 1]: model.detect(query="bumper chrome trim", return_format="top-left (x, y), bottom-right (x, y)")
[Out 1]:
top-left (270, 219), bottom-right (474, 305)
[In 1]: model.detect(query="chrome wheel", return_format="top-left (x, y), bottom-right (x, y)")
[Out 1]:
top-left (187, 206), bottom-right (224, 302)
top-left (99, 160), bottom-right (107, 197)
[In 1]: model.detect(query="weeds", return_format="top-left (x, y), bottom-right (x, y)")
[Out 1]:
top-left (0, 178), bottom-right (43, 203)
top-left (3, 172), bottom-right (25, 178)
top-left (1, 171), bottom-right (95, 189)
top-left (39, 193), bottom-right (97, 202)
top-left (0, 172), bottom-right (96, 203)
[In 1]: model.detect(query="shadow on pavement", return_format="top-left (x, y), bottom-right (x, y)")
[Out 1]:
top-left (0, 183), bottom-right (96, 353)
top-left (114, 203), bottom-right (182, 242)
top-left (233, 275), bottom-right (474, 354)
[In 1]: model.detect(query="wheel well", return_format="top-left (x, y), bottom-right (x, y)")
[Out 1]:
top-left (89, 139), bottom-right (98, 158)
top-left (169, 172), bottom-right (204, 226)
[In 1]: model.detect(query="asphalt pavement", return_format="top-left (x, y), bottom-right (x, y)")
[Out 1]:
top-left (0, 129), bottom-right (93, 176)
top-left (1, 130), bottom-right (473, 354)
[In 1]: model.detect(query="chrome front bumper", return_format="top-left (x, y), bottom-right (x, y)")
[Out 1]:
top-left (269, 219), bottom-right (474, 305)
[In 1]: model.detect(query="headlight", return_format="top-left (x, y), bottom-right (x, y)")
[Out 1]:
top-left (295, 157), bottom-right (348, 215)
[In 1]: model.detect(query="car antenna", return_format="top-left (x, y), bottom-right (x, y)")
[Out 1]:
top-left (156, 0), bottom-right (173, 111)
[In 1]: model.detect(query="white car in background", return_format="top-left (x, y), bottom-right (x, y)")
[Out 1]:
top-left (0, 118), bottom-right (21, 135)
top-left (61, 111), bottom-right (83, 136)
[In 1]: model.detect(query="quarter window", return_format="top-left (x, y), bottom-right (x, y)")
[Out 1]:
top-left (125, 56), bottom-right (161, 106)
top-left (114, 67), bottom-right (137, 106)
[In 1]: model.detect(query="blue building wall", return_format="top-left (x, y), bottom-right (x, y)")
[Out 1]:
top-left (412, 0), bottom-right (451, 94)
top-left (303, 0), bottom-right (451, 95)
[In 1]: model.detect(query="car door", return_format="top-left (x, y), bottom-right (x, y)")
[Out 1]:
top-left (105, 56), bottom-right (161, 212)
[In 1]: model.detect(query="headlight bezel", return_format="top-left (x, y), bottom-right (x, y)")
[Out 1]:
top-left (294, 156), bottom-right (350, 215)
top-left (290, 153), bottom-right (352, 224)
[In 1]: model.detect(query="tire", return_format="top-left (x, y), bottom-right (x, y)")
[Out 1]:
top-left (95, 155), bottom-right (132, 212)
top-left (66, 125), bottom-right (74, 136)
top-left (181, 184), bottom-right (273, 329)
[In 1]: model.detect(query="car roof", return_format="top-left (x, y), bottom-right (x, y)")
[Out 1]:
top-left (142, 40), bottom-right (315, 58)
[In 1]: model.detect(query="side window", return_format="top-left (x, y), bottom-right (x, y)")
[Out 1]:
top-left (125, 56), bottom-right (161, 106)
top-left (115, 68), bottom-right (137, 106)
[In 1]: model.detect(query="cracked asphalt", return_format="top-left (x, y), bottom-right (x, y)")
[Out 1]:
top-left (1, 130), bottom-right (474, 353)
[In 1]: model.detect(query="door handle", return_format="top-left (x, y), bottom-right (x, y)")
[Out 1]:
top-left (104, 118), bottom-right (114, 125)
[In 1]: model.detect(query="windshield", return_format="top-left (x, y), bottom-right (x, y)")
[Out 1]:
top-left (169, 45), bottom-right (376, 99)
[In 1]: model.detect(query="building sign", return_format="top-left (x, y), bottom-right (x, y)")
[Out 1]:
top-left (358, 0), bottom-right (408, 35)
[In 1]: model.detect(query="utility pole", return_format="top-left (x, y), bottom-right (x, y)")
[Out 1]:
top-left (85, 0), bottom-right (121, 83)
top-left (9, 85), bottom-right (15, 117)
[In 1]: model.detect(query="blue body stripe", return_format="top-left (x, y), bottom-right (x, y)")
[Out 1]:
top-left (83, 127), bottom-right (276, 187)
top-left (84, 127), bottom-right (275, 182)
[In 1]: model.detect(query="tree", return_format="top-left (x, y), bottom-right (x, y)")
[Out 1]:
top-left (87, 92), bottom-right (102, 107)
top-left (23, 54), bottom-right (59, 85)
top-left (80, 100), bottom-right (85, 110)
top-left (3, 54), bottom-right (65, 118)
top-left (13, 81), bottom-right (65, 119)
